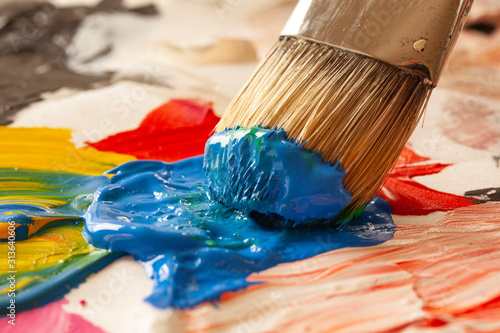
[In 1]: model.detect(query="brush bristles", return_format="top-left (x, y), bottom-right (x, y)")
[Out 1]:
top-left (216, 36), bottom-right (433, 215)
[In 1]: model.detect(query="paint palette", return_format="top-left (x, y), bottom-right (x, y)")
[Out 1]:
top-left (1, 0), bottom-right (500, 332)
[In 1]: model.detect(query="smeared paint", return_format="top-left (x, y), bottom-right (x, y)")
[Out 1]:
top-left (378, 147), bottom-right (477, 215)
top-left (88, 99), bottom-right (220, 162)
top-left (0, 0), bottom-right (158, 124)
top-left (204, 127), bottom-right (351, 227)
top-left (0, 299), bottom-right (105, 333)
top-left (0, 169), bottom-right (109, 240)
top-left (494, 155), bottom-right (500, 168)
top-left (83, 156), bottom-right (395, 309)
top-left (0, 127), bottom-right (132, 314)
top-left (0, 100), bottom-right (481, 321)
top-left (0, 127), bottom-right (133, 174)
top-left (465, 187), bottom-right (500, 202)
top-left (0, 0), bottom-right (497, 331)
top-left (179, 202), bottom-right (500, 333)
top-left (0, 100), bottom-right (222, 314)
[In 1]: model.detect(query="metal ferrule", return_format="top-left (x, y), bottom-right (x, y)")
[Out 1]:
top-left (281, 0), bottom-right (473, 84)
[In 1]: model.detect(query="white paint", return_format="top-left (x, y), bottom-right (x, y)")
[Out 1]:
top-left (392, 212), bottom-right (447, 226)
top-left (10, 81), bottom-right (173, 147)
top-left (414, 159), bottom-right (500, 196)
top-left (63, 256), bottom-right (183, 333)
top-left (410, 89), bottom-right (496, 163)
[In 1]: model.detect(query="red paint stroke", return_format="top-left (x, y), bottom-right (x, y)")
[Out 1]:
top-left (378, 146), bottom-right (477, 215)
top-left (457, 294), bottom-right (500, 321)
top-left (396, 146), bottom-right (430, 165)
top-left (88, 99), bottom-right (220, 162)
top-left (0, 299), bottom-right (104, 333)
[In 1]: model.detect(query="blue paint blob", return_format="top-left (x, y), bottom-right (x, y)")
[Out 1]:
top-left (204, 127), bottom-right (352, 227)
top-left (83, 155), bottom-right (395, 309)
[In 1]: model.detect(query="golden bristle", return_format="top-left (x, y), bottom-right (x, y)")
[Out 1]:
top-left (215, 36), bottom-right (433, 215)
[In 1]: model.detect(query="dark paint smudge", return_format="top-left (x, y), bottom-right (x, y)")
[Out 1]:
top-left (0, 0), bottom-right (158, 125)
top-left (465, 22), bottom-right (497, 35)
top-left (494, 155), bottom-right (500, 168)
top-left (465, 187), bottom-right (500, 202)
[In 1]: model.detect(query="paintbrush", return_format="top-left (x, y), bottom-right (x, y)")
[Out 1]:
top-left (210, 0), bottom-right (473, 221)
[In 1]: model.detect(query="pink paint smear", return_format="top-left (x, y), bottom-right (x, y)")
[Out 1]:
top-left (0, 299), bottom-right (104, 333)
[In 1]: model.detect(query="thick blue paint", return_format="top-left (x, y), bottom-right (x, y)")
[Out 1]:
top-left (204, 127), bottom-right (352, 227)
top-left (84, 149), bottom-right (395, 309)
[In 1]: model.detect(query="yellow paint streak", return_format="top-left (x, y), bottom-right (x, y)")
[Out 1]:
top-left (0, 223), bottom-right (97, 274)
top-left (0, 196), bottom-right (66, 207)
top-left (0, 181), bottom-right (47, 190)
top-left (0, 127), bottom-right (134, 175)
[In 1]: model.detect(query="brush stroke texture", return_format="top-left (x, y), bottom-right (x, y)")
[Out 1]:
top-left (178, 202), bottom-right (500, 333)
top-left (0, 127), bottom-right (132, 313)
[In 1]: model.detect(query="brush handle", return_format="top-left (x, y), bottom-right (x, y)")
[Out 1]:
top-left (282, 0), bottom-right (473, 84)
